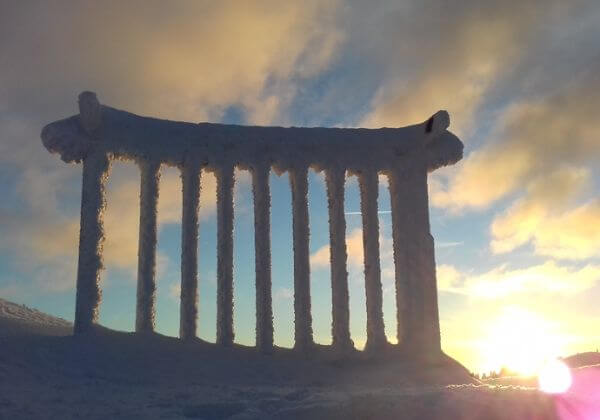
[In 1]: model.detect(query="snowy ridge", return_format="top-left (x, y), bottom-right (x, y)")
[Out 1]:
top-left (0, 298), bottom-right (71, 328)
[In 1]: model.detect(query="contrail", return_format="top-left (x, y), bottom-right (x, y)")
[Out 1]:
top-left (344, 210), bottom-right (392, 215)
top-left (435, 241), bottom-right (464, 248)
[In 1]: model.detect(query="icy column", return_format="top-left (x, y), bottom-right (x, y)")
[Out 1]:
top-left (325, 167), bottom-right (353, 351)
top-left (216, 165), bottom-right (235, 346)
top-left (136, 159), bottom-right (161, 333)
top-left (252, 163), bottom-right (273, 352)
top-left (388, 163), bottom-right (440, 353)
top-left (180, 163), bottom-right (201, 340)
top-left (290, 166), bottom-right (313, 351)
top-left (387, 168), bottom-right (413, 347)
top-left (74, 151), bottom-right (110, 335)
top-left (358, 170), bottom-right (387, 351)
top-left (411, 163), bottom-right (441, 352)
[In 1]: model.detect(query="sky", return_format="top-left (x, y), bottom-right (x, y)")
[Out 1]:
top-left (1, 0), bottom-right (599, 375)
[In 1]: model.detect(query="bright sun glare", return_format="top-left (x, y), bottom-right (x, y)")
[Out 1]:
top-left (479, 306), bottom-right (568, 377)
top-left (538, 359), bottom-right (572, 394)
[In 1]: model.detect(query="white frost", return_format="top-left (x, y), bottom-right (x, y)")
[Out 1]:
top-left (290, 166), bottom-right (313, 351)
top-left (216, 165), bottom-right (235, 346)
top-left (325, 166), bottom-right (353, 351)
top-left (252, 163), bottom-right (273, 352)
top-left (180, 162), bottom-right (201, 340)
top-left (135, 159), bottom-right (161, 333)
top-left (74, 151), bottom-right (110, 334)
top-left (42, 92), bottom-right (461, 355)
top-left (358, 170), bottom-right (387, 351)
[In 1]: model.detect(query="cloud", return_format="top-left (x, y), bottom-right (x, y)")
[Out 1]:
top-left (309, 225), bottom-right (397, 298)
top-left (463, 261), bottom-right (600, 299)
top-left (0, 0), bottom-right (343, 125)
top-left (274, 287), bottom-right (293, 301)
top-left (0, 1), bottom-right (344, 297)
top-left (358, 1), bottom-right (574, 133)
top-left (437, 264), bottom-right (464, 293)
top-left (0, 163), bottom-right (224, 295)
top-left (531, 199), bottom-right (600, 260)
top-left (436, 260), bottom-right (600, 299)
top-left (431, 66), bottom-right (600, 212)
top-left (169, 283), bottom-right (181, 301)
top-left (310, 228), bottom-right (364, 270)
top-left (489, 166), bottom-right (600, 260)
top-left (490, 167), bottom-right (591, 255)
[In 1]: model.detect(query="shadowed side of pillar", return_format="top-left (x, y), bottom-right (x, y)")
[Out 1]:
top-left (359, 170), bottom-right (387, 352)
top-left (74, 152), bottom-right (111, 334)
top-left (136, 159), bottom-right (161, 333)
top-left (180, 162), bottom-right (201, 340)
top-left (216, 165), bottom-right (235, 346)
top-left (253, 164), bottom-right (274, 353)
top-left (325, 167), bottom-right (354, 352)
top-left (387, 168), bottom-right (414, 348)
top-left (290, 166), bottom-right (314, 352)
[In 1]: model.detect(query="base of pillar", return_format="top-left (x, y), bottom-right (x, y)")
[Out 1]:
top-left (293, 340), bottom-right (316, 356)
top-left (396, 339), bottom-right (443, 363)
top-left (332, 338), bottom-right (355, 356)
top-left (363, 336), bottom-right (389, 355)
top-left (257, 344), bottom-right (274, 355)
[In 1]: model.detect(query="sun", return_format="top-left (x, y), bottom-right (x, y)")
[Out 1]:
top-left (477, 306), bottom-right (568, 377)
top-left (538, 359), bottom-right (572, 393)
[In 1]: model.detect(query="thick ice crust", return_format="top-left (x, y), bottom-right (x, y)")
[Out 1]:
top-left (41, 95), bottom-right (463, 173)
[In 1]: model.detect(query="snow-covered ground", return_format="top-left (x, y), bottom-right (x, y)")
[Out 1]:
top-left (0, 299), bottom-right (574, 419)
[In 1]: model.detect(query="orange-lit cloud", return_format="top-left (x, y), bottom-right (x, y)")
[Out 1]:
top-left (440, 260), bottom-right (600, 299)
top-left (431, 69), bottom-right (600, 212)
top-left (310, 228), bottom-right (364, 270)
top-left (490, 167), bottom-right (590, 255)
top-left (0, 0), bottom-right (343, 125)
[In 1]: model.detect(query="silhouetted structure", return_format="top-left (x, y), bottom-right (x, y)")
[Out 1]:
top-left (41, 92), bottom-right (463, 356)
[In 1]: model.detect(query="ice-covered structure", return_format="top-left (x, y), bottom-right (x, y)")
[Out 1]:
top-left (41, 92), bottom-right (463, 356)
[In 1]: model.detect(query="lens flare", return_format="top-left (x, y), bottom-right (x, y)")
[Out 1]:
top-left (538, 359), bottom-right (572, 394)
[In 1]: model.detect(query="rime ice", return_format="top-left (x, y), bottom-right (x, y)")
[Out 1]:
top-left (41, 91), bottom-right (463, 357)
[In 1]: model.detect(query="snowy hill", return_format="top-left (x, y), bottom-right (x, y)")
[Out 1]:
top-left (564, 352), bottom-right (600, 368)
top-left (0, 299), bottom-right (563, 419)
top-left (0, 297), bottom-right (72, 337)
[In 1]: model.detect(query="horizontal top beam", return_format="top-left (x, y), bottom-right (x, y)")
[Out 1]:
top-left (41, 92), bottom-right (463, 173)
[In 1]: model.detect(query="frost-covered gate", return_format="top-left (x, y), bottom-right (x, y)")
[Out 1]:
top-left (41, 92), bottom-right (463, 355)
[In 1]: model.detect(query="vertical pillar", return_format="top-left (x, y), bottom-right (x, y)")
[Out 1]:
top-left (387, 168), bottom-right (413, 347)
top-left (252, 163), bottom-right (273, 352)
top-left (136, 159), bottom-right (161, 333)
top-left (358, 170), bottom-right (387, 351)
top-left (180, 163), bottom-right (201, 340)
top-left (290, 166), bottom-right (313, 351)
top-left (216, 165), bottom-right (235, 346)
top-left (74, 151), bottom-right (110, 335)
top-left (413, 163), bottom-right (441, 353)
top-left (325, 166), bottom-right (353, 351)
top-left (388, 161), bottom-right (440, 354)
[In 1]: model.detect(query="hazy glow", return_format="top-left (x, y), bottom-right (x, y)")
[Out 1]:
top-left (538, 359), bottom-right (572, 394)
top-left (478, 306), bottom-right (567, 376)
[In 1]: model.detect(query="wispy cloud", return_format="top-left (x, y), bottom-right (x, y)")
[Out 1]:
top-left (438, 261), bottom-right (600, 298)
